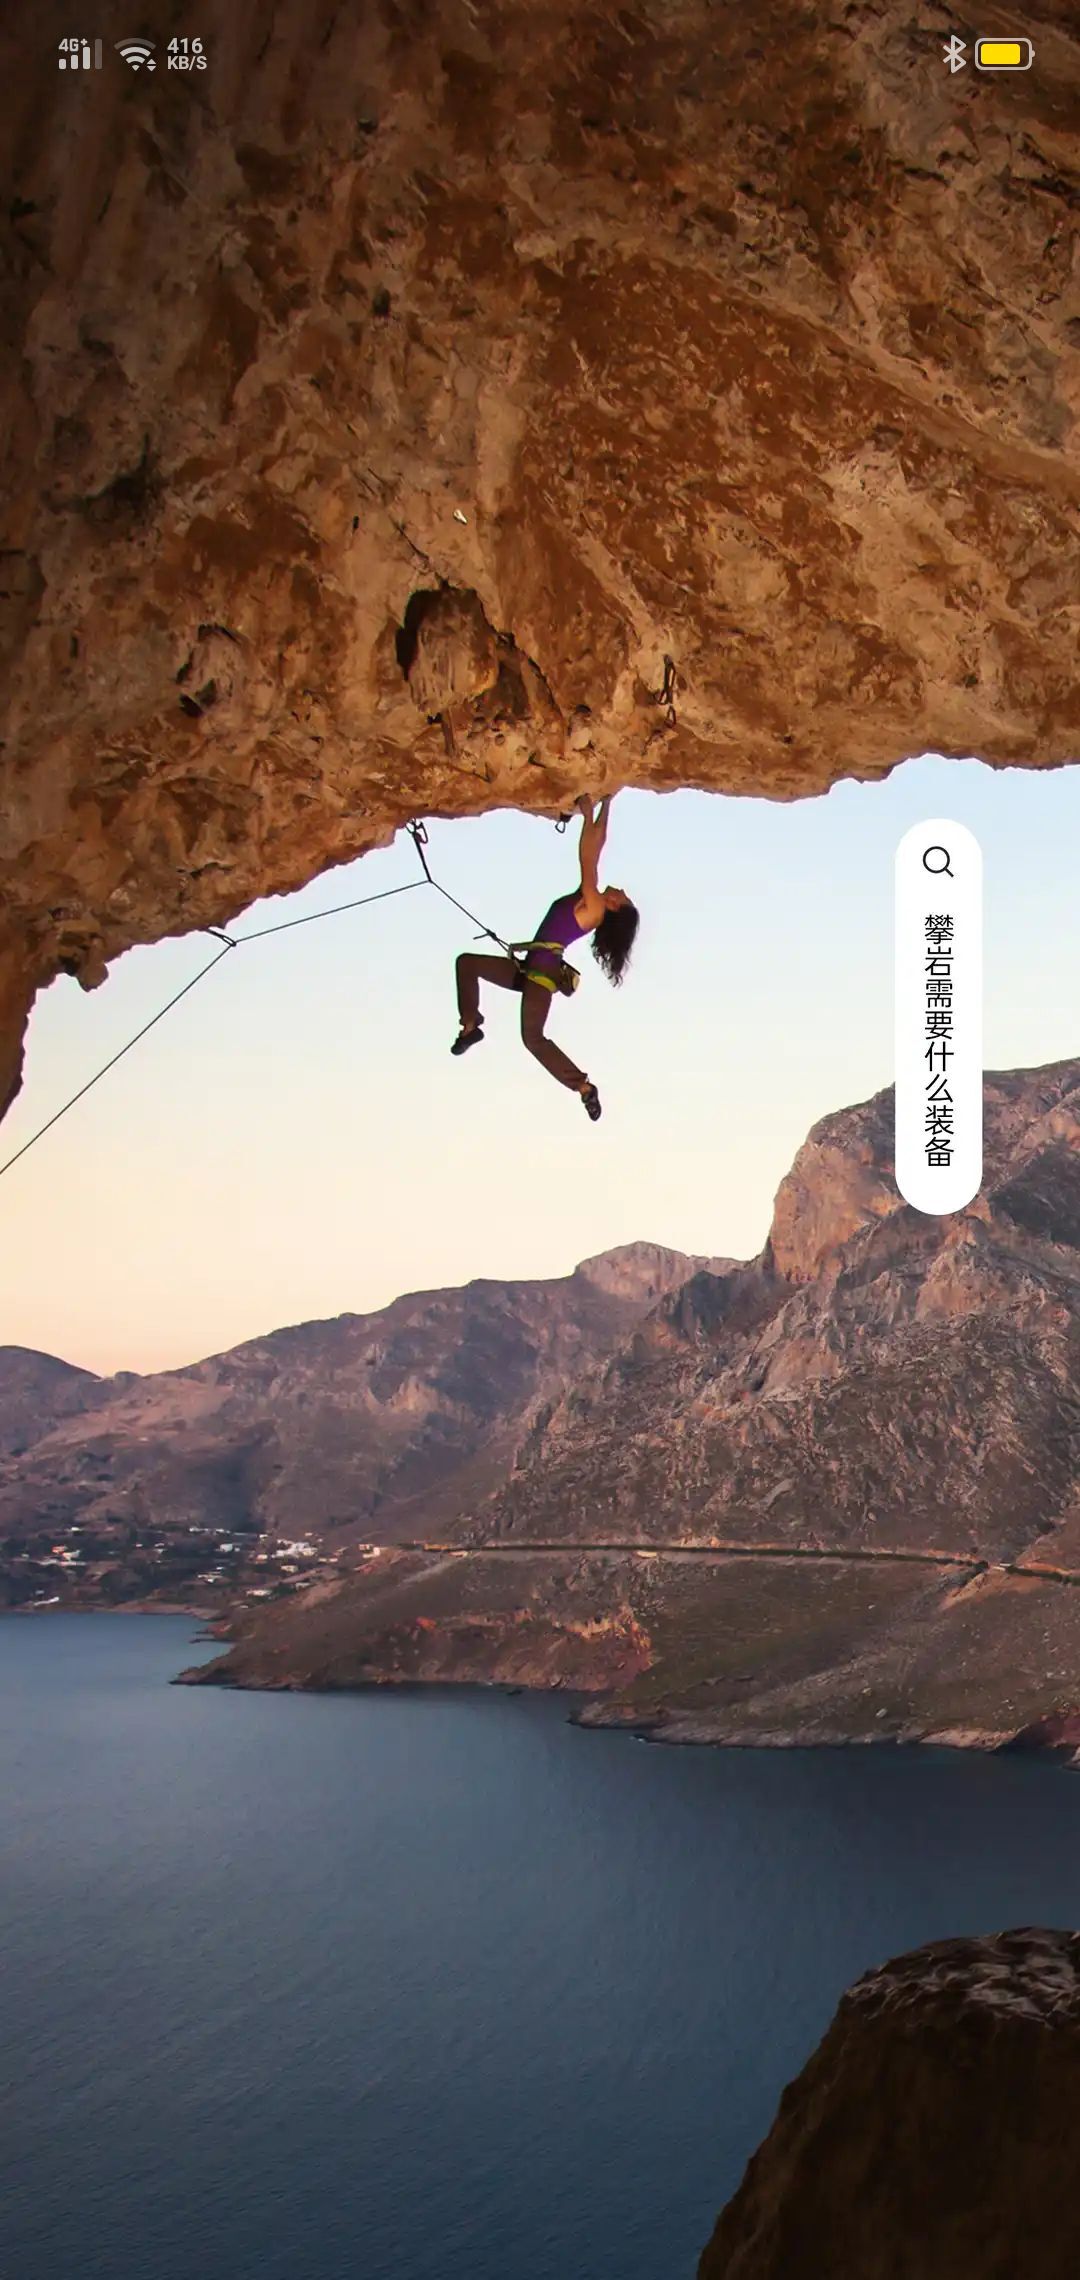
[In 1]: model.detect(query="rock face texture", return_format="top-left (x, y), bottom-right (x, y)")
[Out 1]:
top-left (2, 0), bottom-right (1078, 1114)
top-left (187, 1057), bottom-right (1080, 1737)
top-left (0, 1242), bottom-right (712, 1575)
top-left (481, 1062), bottom-right (1080, 1563)
top-left (697, 1928), bottom-right (1080, 2280)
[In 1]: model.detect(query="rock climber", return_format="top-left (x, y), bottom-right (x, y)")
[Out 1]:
top-left (450, 793), bottom-right (639, 1123)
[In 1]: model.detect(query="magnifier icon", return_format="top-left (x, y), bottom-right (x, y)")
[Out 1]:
top-left (922, 844), bottom-right (953, 878)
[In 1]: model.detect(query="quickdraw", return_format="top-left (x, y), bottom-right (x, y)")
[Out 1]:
top-left (1, 815), bottom-right (525, 1181)
top-left (407, 818), bottom-right (512, 952)
top-left (407, 818), bottom-right (432, 882)
top-left (659, 654), bottom-right (677, 727)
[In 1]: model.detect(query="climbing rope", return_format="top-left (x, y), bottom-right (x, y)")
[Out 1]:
top-left (406, 821), bottom-right (514, 954)
top-left (0, 822), bottom-right (511, 1181)
top-left (0, 940), bottom-right (240, 1182)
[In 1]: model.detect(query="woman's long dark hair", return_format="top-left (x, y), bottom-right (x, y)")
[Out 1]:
top-left (592, 902), bottom-right (639, 985)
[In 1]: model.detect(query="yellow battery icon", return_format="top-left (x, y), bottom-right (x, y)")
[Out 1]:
top-left (975, 38), bottom-right (1034, 69)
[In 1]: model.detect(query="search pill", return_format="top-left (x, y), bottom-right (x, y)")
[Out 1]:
top-left (975, 38), bottom-right (1034, 68)
top-left (894, 819), bottom-right (983, 1216)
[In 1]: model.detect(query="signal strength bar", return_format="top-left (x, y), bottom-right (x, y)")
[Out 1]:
top-left (58, 38), bottom-right (103, 68)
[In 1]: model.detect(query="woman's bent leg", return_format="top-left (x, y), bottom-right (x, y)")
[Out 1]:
top-left (520, 982), bottom-right (587, 1091)
top-left (456, 953), bottom-right (520, 1026)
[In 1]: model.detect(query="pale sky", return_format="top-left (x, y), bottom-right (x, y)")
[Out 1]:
top-left (3, 752), bottom-right (1079, 1377)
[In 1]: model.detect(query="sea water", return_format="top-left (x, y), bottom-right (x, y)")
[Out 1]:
top-left (5, 1612), bottom-right (1080, 2280)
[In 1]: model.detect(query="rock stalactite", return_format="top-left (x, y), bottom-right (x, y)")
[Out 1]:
top-left (2, 0), bottom-right (1078, 1113)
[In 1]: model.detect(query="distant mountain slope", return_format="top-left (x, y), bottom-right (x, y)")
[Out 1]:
top-left (188, 1059), bottom-right (1080, 1755)
top-left (0, 1347), bottom-right (109, 1459)
top-left (478, 1062), bottom-right (1080, 1560)
top-left (0, 1244), bottom-right (721, 1552)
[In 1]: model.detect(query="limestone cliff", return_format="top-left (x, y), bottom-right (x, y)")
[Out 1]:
top-left (697, 1929), bottom-right (1080, 2280)
top-left (484, 1059), bottom-right (1080, 1562)
top-left (2, 0), bottom-right (1078, 1112)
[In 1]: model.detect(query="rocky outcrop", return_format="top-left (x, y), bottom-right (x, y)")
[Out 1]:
top-left (484, 1060), bottom-right (1080, 1560)
top-left (697, 1928), bottom-right (1080, 2280)
top-left (0, 1241), bottom-right (715, 1559)
top-left (187, 1057), bottom-right (1080, 1740)
top-left (178, 1555), bottom-right (654, 1695)
top-left (2, 0), bottom-right (1078, 1112)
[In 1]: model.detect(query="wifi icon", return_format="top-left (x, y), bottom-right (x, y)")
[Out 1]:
top-left (115, 37), bottom-right (156, 70)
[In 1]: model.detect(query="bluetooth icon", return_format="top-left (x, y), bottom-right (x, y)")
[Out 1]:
top-left (943, 34), bottom-right (968, 70)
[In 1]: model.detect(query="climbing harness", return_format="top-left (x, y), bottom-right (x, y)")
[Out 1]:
top-left (521, 945), bottom-right (580, 996)
top-left (0, 822), bottom-right (515, 1181)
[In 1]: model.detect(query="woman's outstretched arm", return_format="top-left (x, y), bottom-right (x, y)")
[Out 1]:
top-left (577, 793), bottom-right (612, 908)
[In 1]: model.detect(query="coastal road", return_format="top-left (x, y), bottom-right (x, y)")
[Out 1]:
top-left (403, 1540), bottom-right (976, 1568)
top-left (381, 1541), bottom-right (1080, 1589)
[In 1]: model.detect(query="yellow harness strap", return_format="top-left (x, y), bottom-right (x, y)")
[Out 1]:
top-left (523, 938), bottom-right (564, 992)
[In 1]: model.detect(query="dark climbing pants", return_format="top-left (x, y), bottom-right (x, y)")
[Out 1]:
top-left (455, 954), bottom-right (586, 1093)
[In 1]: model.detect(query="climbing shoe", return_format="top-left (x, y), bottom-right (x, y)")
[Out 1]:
top-left (451, 1021), bottom-right (484, 1057)
top-left (581, 1082), bottom-right (602, 1122)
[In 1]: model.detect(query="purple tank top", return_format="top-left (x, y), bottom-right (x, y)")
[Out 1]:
top-left (527, 891), bottom-right (587, 978)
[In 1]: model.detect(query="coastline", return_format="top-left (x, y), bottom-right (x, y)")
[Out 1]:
top-left (10, 1600), bottom-right (217, 1619)
top-left (19, 1592), bottom-right (1076, 1772)
top-left (169, 1655), bottom-right (1080, 1767)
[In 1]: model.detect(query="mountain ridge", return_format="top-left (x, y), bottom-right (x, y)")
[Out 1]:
top-left (0, 1242), bottom-right (724, 1604)
top-left (182, 1057), bottom-right (1080, 1757)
